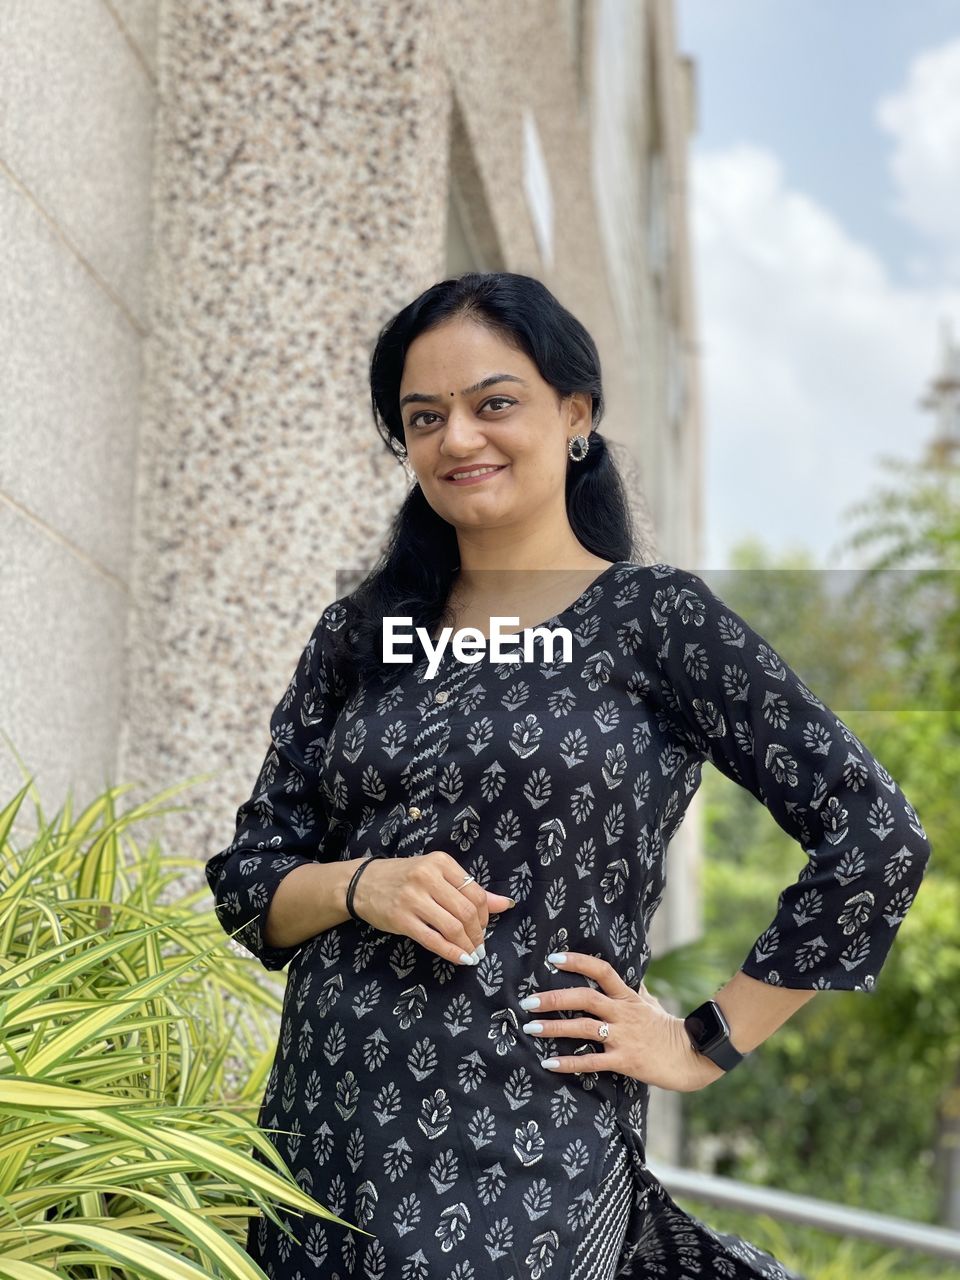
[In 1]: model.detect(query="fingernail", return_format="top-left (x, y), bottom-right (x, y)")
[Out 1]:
top-left (458, 951), bottom-right (476, 965)
top-left (504, 897), bottom-right (518, 907)
top-left (519, 995), bottom-right (540, 1010)
top-left (522, 1021), bottom-right (543, 1034)
top-left (476, 943), bottom-right (486, 960)
top-left (541, 1058), bottom-right (559, 1069)
top-left (547, 952), bottom-right (567, 964)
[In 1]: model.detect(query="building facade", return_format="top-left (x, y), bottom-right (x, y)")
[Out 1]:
top-left (1, 0), bottom-right (702, 1160)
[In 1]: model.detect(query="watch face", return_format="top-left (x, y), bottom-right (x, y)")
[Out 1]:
top-left (685, 1001), bottom-right (729, 1052)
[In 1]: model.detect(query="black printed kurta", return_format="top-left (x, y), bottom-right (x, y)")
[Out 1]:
top-left (205, 560), bottom-right (932, 1279)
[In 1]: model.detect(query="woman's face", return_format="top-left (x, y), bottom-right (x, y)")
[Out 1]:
top-left (398, 316), bottom-right (592, 537)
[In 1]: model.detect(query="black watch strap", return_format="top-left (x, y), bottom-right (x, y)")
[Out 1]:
top-left (683, 998), bottom-right (748, 1072)
top-left (700, 1033), bottom-right (745, 1071)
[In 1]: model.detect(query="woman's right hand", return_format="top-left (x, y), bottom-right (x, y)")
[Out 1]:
top-left (350, 851), bottom-right (517, 965)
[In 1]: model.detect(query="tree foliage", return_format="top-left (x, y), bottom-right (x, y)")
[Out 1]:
top-left (682, 457), bottom-right (960, 1239)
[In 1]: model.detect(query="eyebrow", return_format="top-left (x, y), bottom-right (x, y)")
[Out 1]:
top-left (399, 373), bottom-right (528, 410)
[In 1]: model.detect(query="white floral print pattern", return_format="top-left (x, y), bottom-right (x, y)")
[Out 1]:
top-left (205, 561), bottom-right (931, 1278)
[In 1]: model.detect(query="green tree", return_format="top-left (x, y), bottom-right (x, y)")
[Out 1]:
top-left (682, 463), bottom-right (960, 1235)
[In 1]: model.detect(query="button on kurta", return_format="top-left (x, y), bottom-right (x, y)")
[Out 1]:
top-left (434, 690), bottom-right (449, 703)
top-left (407, 806), bottom-right (422, 819)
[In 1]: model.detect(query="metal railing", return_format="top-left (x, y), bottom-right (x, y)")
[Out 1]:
top-left (647, 1162), bottom-right (960, 1264)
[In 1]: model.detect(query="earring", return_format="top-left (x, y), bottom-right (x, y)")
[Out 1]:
top-left (567, 434), bottom-right (589, 462)
top-left (395, 444), bottom-right (417, 483)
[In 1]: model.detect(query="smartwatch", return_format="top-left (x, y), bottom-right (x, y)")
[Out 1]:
top-left (683, 998), bottom-right (748, 1072)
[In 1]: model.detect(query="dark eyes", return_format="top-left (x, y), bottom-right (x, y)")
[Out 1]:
top-left (408, 396), bottom-right (515, 429)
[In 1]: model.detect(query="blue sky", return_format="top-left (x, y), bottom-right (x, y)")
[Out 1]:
top-left (676, 0), bottom-right (960, 569)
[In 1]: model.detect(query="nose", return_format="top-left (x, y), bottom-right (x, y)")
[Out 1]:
top-left (438, 405), bottom-right (489, 456)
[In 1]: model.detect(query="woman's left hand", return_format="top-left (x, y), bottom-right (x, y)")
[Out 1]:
top-left (519, 951), bottom-right (726, 1092)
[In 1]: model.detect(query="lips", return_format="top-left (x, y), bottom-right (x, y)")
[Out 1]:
top-left (443, 465), bottom-right (508, 482)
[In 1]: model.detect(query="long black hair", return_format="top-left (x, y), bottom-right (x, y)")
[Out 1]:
top-left (329, 271), bottom-right (636, 696)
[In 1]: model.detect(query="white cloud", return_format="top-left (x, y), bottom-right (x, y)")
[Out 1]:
top-left (875, 37), bottom-right (960, 271)
top-left (690, 142), bottom-right (960, 569)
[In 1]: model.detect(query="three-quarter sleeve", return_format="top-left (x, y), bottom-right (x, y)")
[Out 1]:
top-left (204, 599), bottom-right (348, 972)
top-left (651, 567), bottom-right (933, 992)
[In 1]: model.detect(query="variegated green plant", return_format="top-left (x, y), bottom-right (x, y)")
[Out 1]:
top-left (0, 773), bottom-right (371, 1278)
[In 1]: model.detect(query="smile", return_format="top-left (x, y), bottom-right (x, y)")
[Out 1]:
top-left (444, 465), bottom-right (508, 485)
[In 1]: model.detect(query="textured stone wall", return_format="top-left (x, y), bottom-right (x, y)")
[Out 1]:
top-left (2, 0), bottom-right (700, 1168)
top-left (0, 0), bottom-right (158, 822)
top-left (120, 1), bottom-right (683, 873)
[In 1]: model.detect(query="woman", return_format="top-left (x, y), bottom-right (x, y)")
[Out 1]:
top-left (206, 272), bottom-right (932, 1278)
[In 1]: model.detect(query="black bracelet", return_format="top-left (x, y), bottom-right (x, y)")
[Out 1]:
top-left (346, 854), bottom-right (388, 922)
